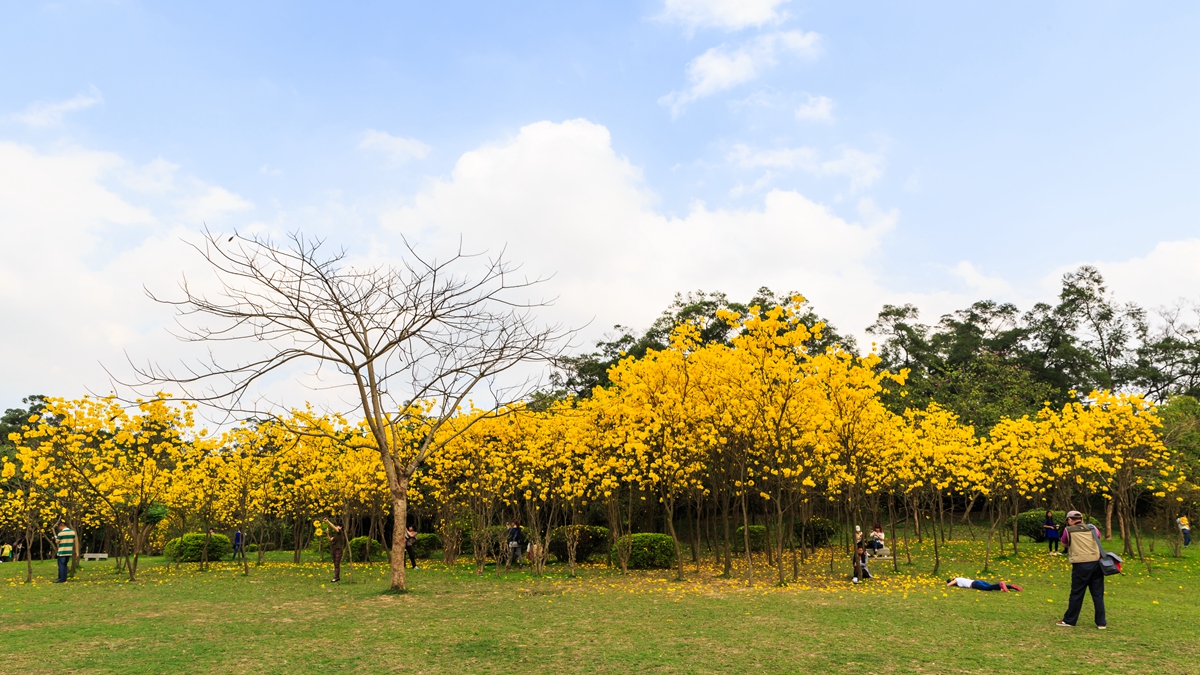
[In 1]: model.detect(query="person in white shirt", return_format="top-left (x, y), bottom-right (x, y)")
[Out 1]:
top-left (946, 576), bottom-right (1022, 592)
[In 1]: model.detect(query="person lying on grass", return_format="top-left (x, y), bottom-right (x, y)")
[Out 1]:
top-left (946, 577), bottom-right (1023, 592)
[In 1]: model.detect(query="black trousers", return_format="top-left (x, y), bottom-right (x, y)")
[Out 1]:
top-left (1062, 561), bottom-right (1105, 626)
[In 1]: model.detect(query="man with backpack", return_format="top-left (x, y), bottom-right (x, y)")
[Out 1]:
top-left (1056, 510), bottom-right (1107, 629)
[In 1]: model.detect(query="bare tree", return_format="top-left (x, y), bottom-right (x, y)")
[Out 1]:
top-left (126, 229), bottom-right (569, 591)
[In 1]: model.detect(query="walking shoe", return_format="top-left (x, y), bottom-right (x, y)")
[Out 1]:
top-left (1098, 625), bottom-right (1107, 630)
top-left (331, 578), bottom-right (340, 582)
top-left (1056, 621), bottom-right (1073, 627)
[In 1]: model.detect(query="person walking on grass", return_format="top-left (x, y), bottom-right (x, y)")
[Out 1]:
top-left (1044, 511), bottom-right (1061, 555)
top-left (1178, 515), bottom-right (1191, 548)
top-left (323, 519), bottom-right (347, 582)
top-left (404, 525), bottom-right (419, 570)
top-left (946, 577), bottom-right (1023, 592)
top-left (232, 528), bottom-right (245, 560)
top-left (1057, 510), bottom-right (1106, 629)
top-left (53, 522), bottom-right (75, 583)
top-left (1, 542), bottom-right (11, 562)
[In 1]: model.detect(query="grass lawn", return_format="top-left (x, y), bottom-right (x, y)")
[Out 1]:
top-left (2, 535), bottom-right (1197, 674)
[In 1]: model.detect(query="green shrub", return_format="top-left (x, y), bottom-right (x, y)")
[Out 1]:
top-left (796, 517), bottom-right (838, 548)
top-left (163, 533), bottom-right (232, 562)
top-left (612, 533), bottom-right (676, 569)
top-left (413, 533), bottom-right (441, 559)
top-left (259, 542), bottom-right (277, 552)
top-left (348, 536), bottom-right (387, 562)
top-left (549, 525), bottom-right (610, 562)
top-left (245, 543), bottom-right (259, 553)
top-left (1005, 510), bottom-right (1101, 542)
top-left (732, 525), bottom-right (768, 552)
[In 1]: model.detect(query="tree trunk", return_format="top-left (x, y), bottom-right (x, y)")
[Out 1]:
top-left (1105, 497), bottom-right (1114, 540)
top-left (930, 497), bottom-right (942, 576)
top-left (774, 488), bottom-right (785, 586)
top-left (888, 494), bottom-right (899, 572)
top-left (720, 492), bottom-right (732, 577)
top-left (740, 486), bottom-right (753, 585)
top-left (665, 497), bottom-right (684, 581)
top-left (388, 477), bottom-right (410, 592)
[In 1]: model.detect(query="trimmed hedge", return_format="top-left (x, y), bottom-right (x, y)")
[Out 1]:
top-left (797, 517), bottom-right (838, 548)
top-left (1005, 510), bottom-right (1102, 542)
top-left (549, 525), bottom-right (610, 563)
top-left (348, 536), bottom-right (387, 562)
top-left (412, 533), bottom-right (441, 559)
top-left (612, 533), bottom-right (676, 569)
top-left (732, 525), bottom-right (768, 552)
top-left (164, 533), bottom-right (232, 562)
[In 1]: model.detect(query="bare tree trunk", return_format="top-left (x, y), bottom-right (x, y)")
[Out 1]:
top-left (774, 487), bottom-right (786, 586)
top-left (888, 494), bottom-right (899, 572)
top-left (1105, 497), bottom-right (1114, 540)
top-left (388, 478), bottom-right (409, 591)
top-left (740, 483), bottom-right (753, 585)
top-left (720, 492), bottom-right (732, 577)
top-left (665, 497), bottom-right (684, 581)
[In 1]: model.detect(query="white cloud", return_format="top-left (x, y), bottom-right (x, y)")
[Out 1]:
top-left (0, 141), bottom-right (271, 406)
top-left (659, 30), bottom-right (821, 116)
top-left (180, 186), bottom-right (254, 222)
top-left (660, 0), bottom-right (791, 31)
top-left (795, 94), bottom-right (835, 123)
top-left (5, 121), bottom-right (1195, 410)
top-left (358, 129), bottom-right (431, 165)
top-left (382, 119), bottom-right (896, 347)
top-left (951, 261), bottom-right (1011, 297)
top-left (120, 158), bottom-right (180, 193)
top-left (1043, 239), bottom-right (1200, 311)
top-left (10, 87), bottom-right (103, 128)
top-left (819, 148), bottom-right (885, 191)
top-left (728, 144), bottom-right (884, 191)
top-left (729, 143), bottom-right (818, 171)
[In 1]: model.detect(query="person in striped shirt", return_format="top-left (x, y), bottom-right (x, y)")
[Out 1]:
top-left (53, 522), bottom-right (75, 583)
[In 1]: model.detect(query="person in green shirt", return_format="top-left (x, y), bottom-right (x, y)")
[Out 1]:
top-left (54, 523), bottom-right (75, 583)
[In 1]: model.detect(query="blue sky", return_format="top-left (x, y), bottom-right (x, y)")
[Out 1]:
top-left (2, 1), bottom-right (1199, 404)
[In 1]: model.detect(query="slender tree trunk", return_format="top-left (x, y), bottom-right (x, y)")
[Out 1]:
top-left (1105, 497), bottom-right (1114, 540)
top-left (388, 476), bottom-right (410, 592)
top-left (720, 492), bottom-right (732, 577)
top-left (788, 507), bottom-right (798, 581)
top-left (665, 497), bottom-right (684, 581)
top-left (930, 496), bottom-right (942, 576)
top-left (912, 497), bottom-right (922, 543)
top-left (774, 486), bottom-right (785, 585)
top-left (740, 482), bottom-right (753, 585)
top-left (888, 494), bottom-right (899, 572)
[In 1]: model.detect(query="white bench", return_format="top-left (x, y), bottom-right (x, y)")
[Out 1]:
top-left (868, 546), bottom-right (893, 560)
top-left (81, 553), bottom-right (109, 562)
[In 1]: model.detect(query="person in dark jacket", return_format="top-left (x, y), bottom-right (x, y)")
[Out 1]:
top-left (324, 519), bottom-right (347, 582)
top-left (404, 525), bottom-right (419, 570)
top-left (1056, 510), bottom-right (1106, 629)
top-left (1043, 511), bottom-right (1061, 555)
top-left (506, 521), bottom-right (525, 570)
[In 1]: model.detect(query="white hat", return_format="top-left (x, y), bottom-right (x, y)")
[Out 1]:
top-left (855, 525), bottom-right (861, 532)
